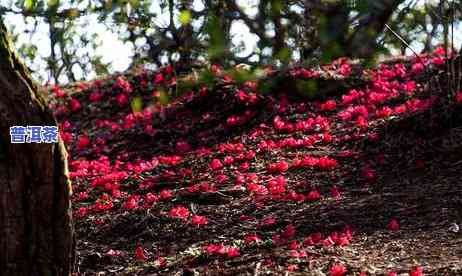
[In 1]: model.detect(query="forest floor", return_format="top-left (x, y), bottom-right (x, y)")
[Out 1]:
top-left (46, 50), bottom-right (462, 275)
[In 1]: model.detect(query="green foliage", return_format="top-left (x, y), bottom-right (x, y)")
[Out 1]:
top-left (227, 67), bottom-right (258, 85)
top-left (295, 79), bottom-right (318, 98)
top-left (18, 44), bottom-right (37, 61)
top-left (176, 77), bottom-right (196, 95)
top-left (178, 10), bottom-right (192, 25)
top-left (206, 14), bottom-right (226, 61)
top-left (47, 0), bottom-right (59, 8)
top-left (275, 48), bottom-right (291, 64)
top-left (130, 96), bottom-right (143, 112)
top-left (23, 0), bottom-right (34, 11)
top-left (270, 0), bottom-right (282, 15)
top-left (157, 89), bottom-right (169, 106)
top-left (198, 69), bottom-right (216, 88)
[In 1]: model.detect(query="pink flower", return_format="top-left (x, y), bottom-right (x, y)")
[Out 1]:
top-left (52, 85), bottom-right (66, 97)
top-left (330, 186), bottom-right (341, 199)
top-left (226, 246), bottom-right (240, 257)
top-left (287, 264), bottom-right (299, 271)
top-left (211, 64), bottom-right (222, 75)
top-left (153, 73), bottom-right (164, 84)
top-left (115, 93), bottom-right (128, 106)
top-left (259, 216), bottom-right (276, 227)
top-left (362, 166), bottom-right (376, 183)
top-left (76, 191), bottom-right (88, 201)
top-left (210, 159), bottom-right (223, 170)
top-left (394, 104), bottom-right (407, 114)
top-left (216, 174), bottom-right (229, 184)
top-left (204, 243), bottom-right (226, 255)
top-left (455, 91), bottom-right (462, 103)
top-left (175, 140), bottom-right (191, 153)
top-left (281, 224), bottom-right (296, 239)
top-left (339, 63), bottom-right (352, 76)
top-left (432, 57), bottom-right (445, 65)
top-left (267, 160), bottom-right (289, 173)
top-left (290, 250), bottom-right (307, 258)
top-left (191, 215), bottom-right (208, 226)
top-left (311, 232), bottom-right (323, 243)
top-left (115, 76), bottom-right (132, 93)
top-left (306, 190), bottom-right (321, 201)
top-left (168, 206), bottom-right (190, 219)
top-left (411, 62), bottom-right (424, 74)
top-left (145, 193), bottom-right (159, 204)
top-left (60, 131), bottom-right (73, 145)
top-left (239, 162), bottom-right (250, 171)
top-left (338, 110), bottom-right (352, 121)
top-left (159, 155), bottom-right (182, 166)
top-left (89, 91), bottom-right (102, 102)
top-left (356, 116), bottom-right (368, 128)
top-left (69, 98), bottom-right (81, 111)
top-left (267, 175), bottom-right (286, 195)
top-left (159, 189), bottom-right (173, 200)
top-left (402, 81), bottom-right (416, 94)
top-left (106, 249), bottom-right (123, 257)
top-left (76, 207), bottom-right (88, 218)
top-left (387, 218), bottom-right (400, 231)
top-left (322, 236), bottom-right (335, 247)
top-left (433, 46), bottom-right (445, 56)
top-left (322, 132), bottom-right (332, 143)
top-left (226, 116), bottom-right (239, 126)
top-left (235, 89), bottom-right (248, 102)
top-left (273, 116), bottom-right (286, 131)
top-left (154, 256), bottom-right (166, 267)
top-left (376, 106), bottom-right (393, 118)
top-left (334, 233), bottom-right (350, 246)
top-left (329, 264), bottom-right (347, 276)
top-left (61, 120), bottom-right (72, 129)
top-left (223, 156), bottom-right (234, 165)
top-left (244, 234), bottom-right (261, 245)
top-left (135, 245), bottom-right (148, 261)
top-left (320, 100), bottom-right (337, 111)
top-left (304, 232), bottom-right (322, 245)
top-left (409, 266), bottom-right (423, 276)
top-left (303, 237), bottom-right (314, 246)
top-left (317, 156), bottom-right (338, 170)
top-left (164, 64), bottom-right (173, 75)
top-left (245, 150), bottom-right (256, 160)
top-left (77, 135), bottom-right (90, 149)
top-left (123, 195), bottom-right (140, 210)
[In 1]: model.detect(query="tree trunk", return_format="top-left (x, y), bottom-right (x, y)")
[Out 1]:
top-left (0, 20), bottom-right (74, 276)
top-left (346, 0), bottom-right (404, 58)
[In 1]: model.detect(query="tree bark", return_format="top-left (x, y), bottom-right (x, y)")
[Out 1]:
top-left (0, 20), bottom-right (74, 276)
top-left (346, 0), bottom-right (404, 58)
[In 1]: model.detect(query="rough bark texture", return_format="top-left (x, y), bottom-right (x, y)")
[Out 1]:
top-left (0, 21), bottom-right (74, 275)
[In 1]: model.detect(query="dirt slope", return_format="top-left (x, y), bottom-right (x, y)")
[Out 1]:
top-left (46, 50), bottom-right (462, 275)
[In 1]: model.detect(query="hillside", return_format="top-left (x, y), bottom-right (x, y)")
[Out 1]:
top-left (46, 49), bottom-right (462, 275)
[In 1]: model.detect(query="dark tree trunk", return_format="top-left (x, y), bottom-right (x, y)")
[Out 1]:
top-left (303, 0), bottom-right (403, 60)
top-left (301, 0), bottom-right (350, 60)
top-left (346, 0), bottom-right (404, 58)
top-left (301, 0), bottom-right (320, 60)
top-left (0, 21), bottom-right (74, 275)
top-left (270, 0), bottom-right (286, 61)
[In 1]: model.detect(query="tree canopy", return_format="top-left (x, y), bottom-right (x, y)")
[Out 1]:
top-left (1, 0), bottom-right (461, 83)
